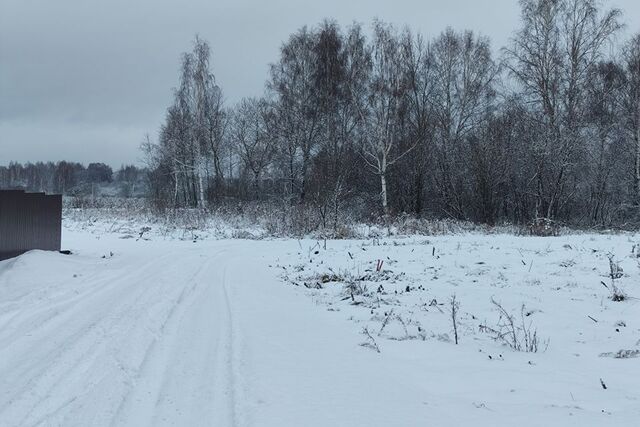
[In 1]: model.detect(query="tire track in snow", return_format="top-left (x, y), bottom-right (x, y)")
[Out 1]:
top-left (222, 266), bottom-right (242, 427)
top-left (0, 260), bottom-right (166, 418)
top-left (111, 254), bottom-right (216, 426)
top-left (1, 246), bottom-right (248, 426)
top-left (0, 253), bottom-right (177, 404)
top-left (113, 249), bottom-right (243, 427)
top-left (0, 252), bottom-right (208, 426)
top-left (0, 253), bottom-right (175, 350)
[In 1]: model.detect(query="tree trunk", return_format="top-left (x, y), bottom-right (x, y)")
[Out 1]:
top-left (380, 171), bottom-right (389, 216)
top-left (197, 171), bottom-right (206, 209)
top-left (635, 110), bottom-right (640, 204)
top-left (173, 170), bottom-right (179, 207)
top-left (300, 151), bottom-right (310, 203)
top-left (414, 169), bottom-right (423, 216)
top-left (254, 171), bottom-right (261, 200)
top-left (288, 149), bottom-right (296, 202)
top-left (635, 135), bottom-right (640, 205)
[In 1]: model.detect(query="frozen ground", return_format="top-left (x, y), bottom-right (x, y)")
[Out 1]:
top-left (0, 222), bottom-right (639, 426)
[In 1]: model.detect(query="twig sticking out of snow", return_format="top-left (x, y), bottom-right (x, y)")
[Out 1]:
top-left (487, 298), bottom-right (547, 353)
top-left (450, 294), bottom-right (460, 345)
top-left (378, 310), bottom-right (394, 336)
top-left (360, 327), bottom-right (380, 353)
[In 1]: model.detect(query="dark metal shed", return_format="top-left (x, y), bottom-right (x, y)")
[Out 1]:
top-left (0, 190), bottom-right (62, 261)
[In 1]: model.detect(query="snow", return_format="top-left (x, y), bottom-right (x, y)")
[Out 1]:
top-left (0, 223), bottom-right (639, 426)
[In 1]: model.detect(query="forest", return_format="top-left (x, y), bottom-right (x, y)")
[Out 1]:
top-left (143, 0), bottom-right (640, 231)
top-left (0, 162), bottom-right (147, 199)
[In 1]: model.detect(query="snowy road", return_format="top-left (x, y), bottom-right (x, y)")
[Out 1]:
top-left (0, 246), bottom-right (243, 426)
top-left (1, 230), bottom-right (639, 426)
top-left (0, 238), bottom-right (424, 427)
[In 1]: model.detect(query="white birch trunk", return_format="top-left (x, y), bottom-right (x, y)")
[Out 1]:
top-left (380, 154), bottom-right (389, 215)
top-left (197, 168), bottom-right (207, 209)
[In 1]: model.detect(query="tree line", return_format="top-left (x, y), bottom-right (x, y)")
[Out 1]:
top-left (0, 162), bottom-right (147, 198)
top-left (144, 0), bottom-right (639, 229)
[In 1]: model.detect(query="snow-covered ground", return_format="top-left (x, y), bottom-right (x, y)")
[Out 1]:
top-left (0, 222), bottom-right (639, 426)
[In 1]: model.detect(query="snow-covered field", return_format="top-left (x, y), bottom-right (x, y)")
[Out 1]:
top-left (1, 221), bottom-right (639, 426)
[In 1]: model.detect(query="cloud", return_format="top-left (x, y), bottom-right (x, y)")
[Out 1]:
top-left (0, 118), bottom-right (150, 167)
top-left (1, 0), bottom-right (638, 166)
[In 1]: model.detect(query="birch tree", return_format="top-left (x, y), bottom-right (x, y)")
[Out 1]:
top-left (145, 36), bottom-right (225, 208)
top-left (361, 21), bottom-right (413, 215)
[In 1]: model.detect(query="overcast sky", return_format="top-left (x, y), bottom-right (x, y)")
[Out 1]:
top-left (1, 0), bottom-right (639, 168)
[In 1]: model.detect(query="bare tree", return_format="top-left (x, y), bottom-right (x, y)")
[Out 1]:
top-left (400, 29), bottom-right (436, 215)
top-left (192, 36), bottom-right (226, 204)
top-left (231, 97), bottom-right (275, 198)
top-left (431, 28), bottom-right (498, 218)
top-left (621, 34), bottom-right (640, 203)
top-left (144, 36), bottom-right (225, 208)
top-left (583, 61), bottom-right (627, 225)
top-left (505, 0), bottom-right (622, 220)
top-left (311, 21), bottom-right (370, 231)
top-left (360, 21), bottom-right (414, 216)
top-left (269, 27), bottom-right (323, 203)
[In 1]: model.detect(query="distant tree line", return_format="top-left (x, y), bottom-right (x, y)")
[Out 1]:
top-left (0, 161), bottom-right (147, 198)
top-left (141, 0), bottom-right (638, 229)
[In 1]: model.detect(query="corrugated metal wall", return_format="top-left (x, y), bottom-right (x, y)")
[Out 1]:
top-left (0, 190), bottom-right (62, 261)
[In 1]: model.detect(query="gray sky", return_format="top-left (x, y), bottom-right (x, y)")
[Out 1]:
top-left (1, 0), bottom-right (639, 168)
